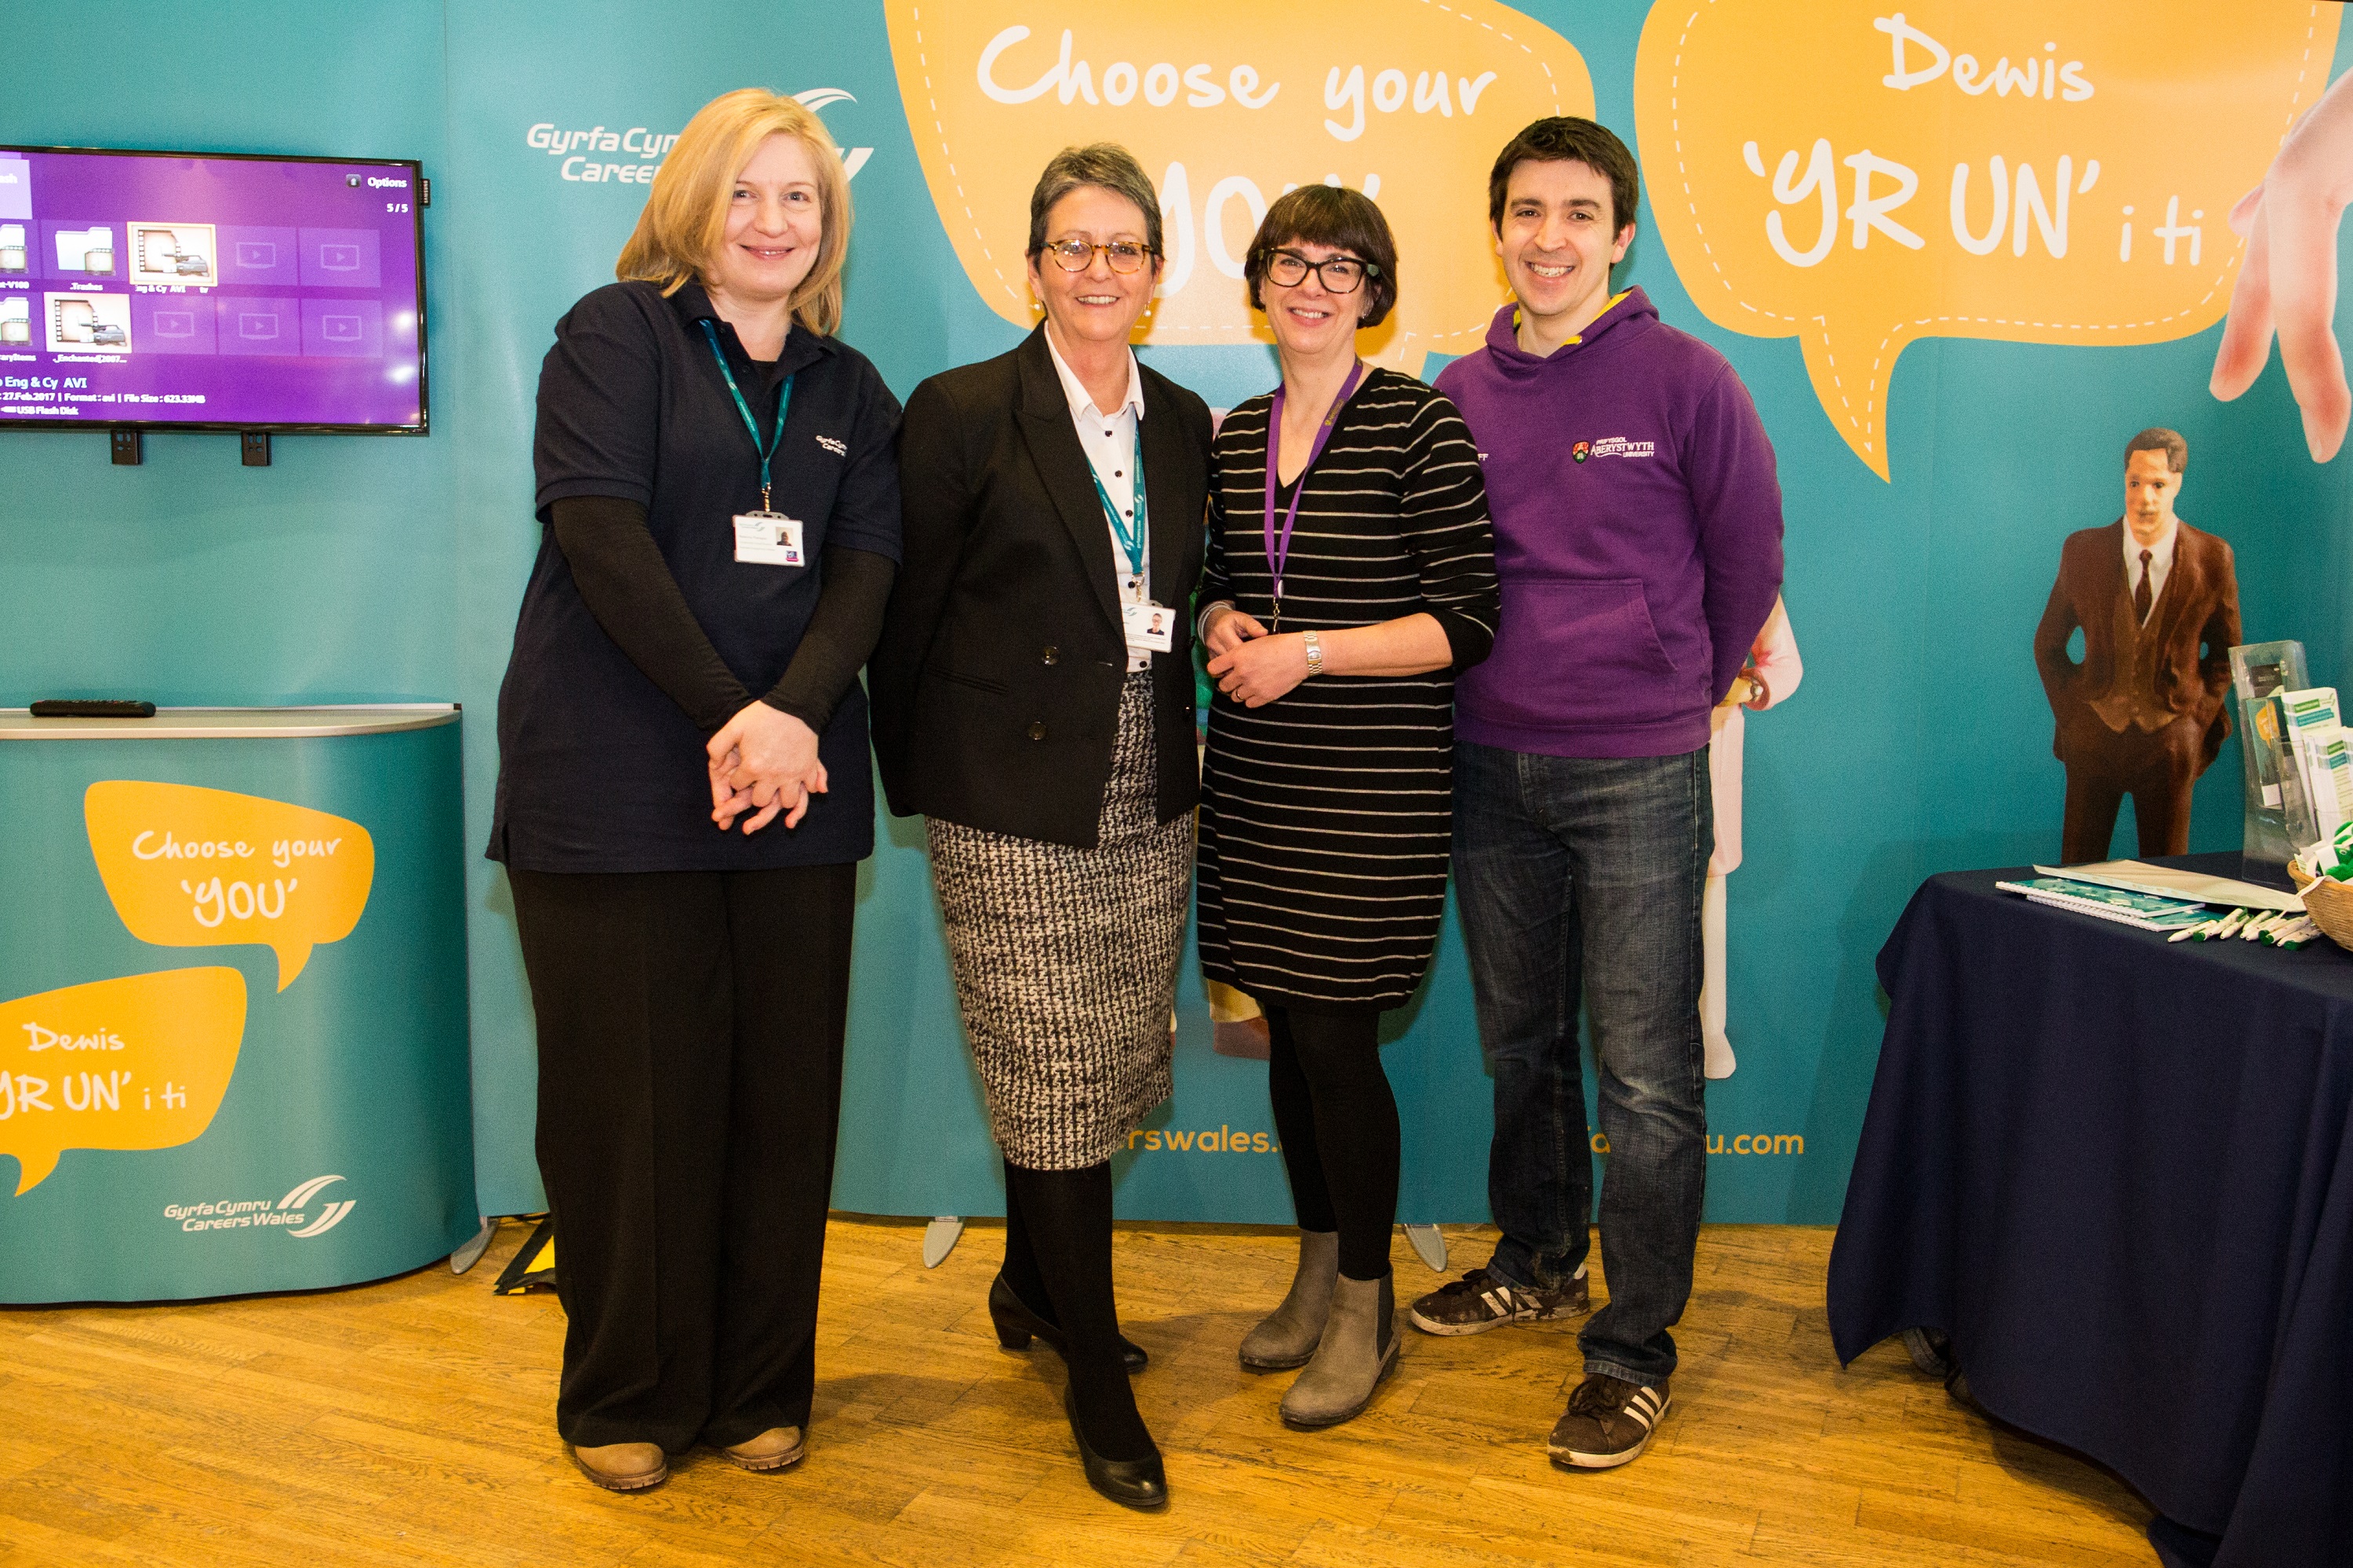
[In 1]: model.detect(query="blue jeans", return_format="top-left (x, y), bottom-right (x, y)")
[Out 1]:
top-left (1452, 741), bottom-right (1711, 1388)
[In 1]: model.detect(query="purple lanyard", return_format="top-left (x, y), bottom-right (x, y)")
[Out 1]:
top-left (1263, 361), bottom-right (1366, 631)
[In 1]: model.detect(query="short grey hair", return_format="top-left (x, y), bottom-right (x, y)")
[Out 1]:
top-left (1026, 144), bottom-right (1163, 257)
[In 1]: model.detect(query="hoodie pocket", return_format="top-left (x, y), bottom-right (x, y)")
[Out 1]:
top-left (1474, 576), bottom-right (1697, 729)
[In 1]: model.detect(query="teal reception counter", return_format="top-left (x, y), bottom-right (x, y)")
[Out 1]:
top-left (0, 706), bottom-right (475, 1302)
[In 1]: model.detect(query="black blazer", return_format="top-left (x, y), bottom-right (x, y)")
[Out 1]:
top-left (871, 326), bottom-right (1213, 847)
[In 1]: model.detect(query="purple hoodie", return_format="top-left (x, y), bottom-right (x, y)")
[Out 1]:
top-left (1435, 288), bottom-right (1785, 758)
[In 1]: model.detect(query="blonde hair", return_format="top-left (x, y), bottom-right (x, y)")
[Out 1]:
top-left (616, 88), bottom-right (853, 337)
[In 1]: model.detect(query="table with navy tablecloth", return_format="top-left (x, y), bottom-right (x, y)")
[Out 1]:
top-left (1827, 853), bottom-right (2353, 1568)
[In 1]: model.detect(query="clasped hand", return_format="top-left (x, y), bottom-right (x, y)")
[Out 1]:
top-left (707, 700), bottom-right (826, 834)
top-left (1203, 607), bottom-right (1311, 708)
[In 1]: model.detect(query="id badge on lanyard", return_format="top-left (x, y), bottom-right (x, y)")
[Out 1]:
top-left (1123, 599), bottom-right (1174, 653)
top-left (734, 511), bottom-right (805, 566)
top-left (700, 318), bottom-right (805, 569)
top-left (1089, 425), bottom-right (1171, 656)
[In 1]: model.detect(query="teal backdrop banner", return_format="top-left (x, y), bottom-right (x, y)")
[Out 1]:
top-left (0, 719), bottom-right (476, 1301)
top-left (5, 2), bottom-right (2352, 1229)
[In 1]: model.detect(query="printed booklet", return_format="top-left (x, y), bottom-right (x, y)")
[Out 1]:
top-left (1995, 877), bottom-right (2213, 932)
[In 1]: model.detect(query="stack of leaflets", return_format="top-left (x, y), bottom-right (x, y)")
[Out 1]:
top-left (2279, 687), bottom-right (2353, 842)
top-left (1993, 876), bottom-right (2212, 932)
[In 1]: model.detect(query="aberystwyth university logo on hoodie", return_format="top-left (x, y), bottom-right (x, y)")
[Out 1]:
top-left (1572, 436), bottom-right (1657, 463)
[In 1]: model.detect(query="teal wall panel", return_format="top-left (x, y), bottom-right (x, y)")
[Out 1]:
top-left (6, 2), bottom-right (2351, 1225)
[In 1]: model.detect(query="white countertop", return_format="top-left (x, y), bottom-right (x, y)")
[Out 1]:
top-left (0, 704), bottom-right (460, 740)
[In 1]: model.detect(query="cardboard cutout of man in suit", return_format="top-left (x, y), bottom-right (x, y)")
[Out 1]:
top-left (2035, 427), bottom-right (2242, 864)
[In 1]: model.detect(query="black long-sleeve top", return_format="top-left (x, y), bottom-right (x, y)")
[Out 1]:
top-left (489, 280), bottom-right (902, 872)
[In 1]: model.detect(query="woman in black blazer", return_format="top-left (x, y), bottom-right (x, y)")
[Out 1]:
top-left (869, 144), bottom-right (1210, 1511)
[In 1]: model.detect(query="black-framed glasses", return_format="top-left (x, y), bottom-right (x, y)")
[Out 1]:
top-left (1043, 238), bottom-right (1153, 273)
top-left (1263, 249), bottom-right (1377, 293)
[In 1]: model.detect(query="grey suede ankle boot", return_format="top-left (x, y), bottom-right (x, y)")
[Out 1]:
top-left (1238, 1230), bottom-right (1339, 1370)
top-left (1279, 1270), bottom-right (1398, 1428)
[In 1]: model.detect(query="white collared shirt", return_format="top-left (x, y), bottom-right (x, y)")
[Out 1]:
top-left (2123, 518), bottom-right (2178, 624)
top-left (1045, 326), bottom-right (1152, 671)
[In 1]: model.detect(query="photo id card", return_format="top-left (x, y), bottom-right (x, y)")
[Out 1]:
top-left (733, 511), bottom-right (805, 567)
top-left (1124, 602), bottom-right (1175, 653)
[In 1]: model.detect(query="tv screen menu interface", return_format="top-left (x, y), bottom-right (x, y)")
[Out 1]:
top-left (0, 149), bottom-right (424, 430)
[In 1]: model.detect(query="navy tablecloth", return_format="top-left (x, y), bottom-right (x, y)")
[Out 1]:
top-left (1827, 854), bottom-right (2353, 1568)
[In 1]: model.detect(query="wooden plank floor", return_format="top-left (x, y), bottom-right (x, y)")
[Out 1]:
top-left (0, 1221), bottom-right (2156, 1567)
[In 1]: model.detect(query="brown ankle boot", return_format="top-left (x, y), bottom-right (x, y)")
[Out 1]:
top-left (567, 1440), bottom-right (667, 1490)
top-left (719, 1426), bottom-right (806, 1472)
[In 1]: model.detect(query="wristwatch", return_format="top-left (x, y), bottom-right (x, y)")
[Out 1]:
top-left (1302, 630), bottom-right (1324, 677)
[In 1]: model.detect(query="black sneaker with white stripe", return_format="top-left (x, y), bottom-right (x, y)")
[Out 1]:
top-left (1547, 1373), bottom-right (1671, 1468)
top-left (1407, 1266), bottom-right (1588, 1336)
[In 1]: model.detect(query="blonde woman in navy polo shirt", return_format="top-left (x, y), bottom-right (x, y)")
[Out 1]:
top-left (488, 89), bottom-right (901, 1493)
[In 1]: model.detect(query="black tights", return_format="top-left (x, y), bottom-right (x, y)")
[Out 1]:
top-left (999, 1159), bottom-right (1152, 1461)
top-left (1264, 1003), bottom-right (1400, 1281)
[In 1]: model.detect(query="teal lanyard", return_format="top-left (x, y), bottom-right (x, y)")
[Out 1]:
top-left (1083, 424), bottom-right (1148, 583)
top-left (698, 318), bottom-right (794, 511)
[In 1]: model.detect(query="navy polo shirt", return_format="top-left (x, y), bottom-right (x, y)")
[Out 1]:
top-left (489, 280), bottom-right (903, 872)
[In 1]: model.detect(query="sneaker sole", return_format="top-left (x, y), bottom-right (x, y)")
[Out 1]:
top-left (1549, 1430), bottom-right (1653, 1469)
top-left (1408, 1308), bottom-right (1526, 1337)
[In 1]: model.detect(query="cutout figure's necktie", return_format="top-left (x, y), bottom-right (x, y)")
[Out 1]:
top-left (2135, 549), bottom-right (2154, 624)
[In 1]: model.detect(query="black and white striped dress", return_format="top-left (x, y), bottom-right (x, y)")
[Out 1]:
top-left (1197, 370), bottom-right (1499, 1011)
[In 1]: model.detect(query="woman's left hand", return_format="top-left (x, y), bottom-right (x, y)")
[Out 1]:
top-left (1207, 632), bottom-right (1312, 708)
top-left (707, 700), bottom-right (826, 833)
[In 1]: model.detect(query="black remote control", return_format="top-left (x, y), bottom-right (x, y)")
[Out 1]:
top-left (30, 700), bottom-right (157, 718)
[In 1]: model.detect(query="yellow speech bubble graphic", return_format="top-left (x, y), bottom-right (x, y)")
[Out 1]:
top-left (1634, 1), bottom-right (2340, 478)
top-left (83, 782), bottom-right (375, 991)
top-left (887, 1), bottom-right (1594, 373)
top-left (0, 968), bottom-right (246, 1195)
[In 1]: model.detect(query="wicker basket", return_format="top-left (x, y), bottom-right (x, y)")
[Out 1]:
top-left (2288, 864), bottom-right (2353, 950)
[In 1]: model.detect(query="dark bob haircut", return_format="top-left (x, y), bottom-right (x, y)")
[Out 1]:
top-left (1486, 116), bottom-right (1639, 236)
top-left (1243, 184), bottom-right (1399, 329)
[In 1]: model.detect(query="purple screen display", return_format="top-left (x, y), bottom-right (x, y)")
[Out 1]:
top-left (0, 150), bottom-right (424, 429)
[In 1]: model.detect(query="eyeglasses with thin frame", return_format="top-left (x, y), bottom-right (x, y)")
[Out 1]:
top-left (1042, 238), bottom-right (1154, 273)
top-left (1262, 249), bottom-right (1377, 293)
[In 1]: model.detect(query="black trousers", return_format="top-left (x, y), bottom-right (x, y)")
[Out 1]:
top-left (509, 861), bottom-right (856, 1453)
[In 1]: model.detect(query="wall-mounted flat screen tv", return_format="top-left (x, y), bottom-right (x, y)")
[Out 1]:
top-left (0, 147), bottom-right (426, 433)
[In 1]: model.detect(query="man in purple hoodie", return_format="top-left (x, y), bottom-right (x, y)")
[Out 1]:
top-left (1410, 117), bottom-right (1785, 1469)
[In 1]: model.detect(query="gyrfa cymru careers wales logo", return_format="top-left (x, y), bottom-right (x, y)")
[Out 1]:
top-left (0, 783), bottom-right (373, 1205)
top-left (526, 89), bottom-right (876, 187)
top-left (168, 1173), bottom-right (356, 1239)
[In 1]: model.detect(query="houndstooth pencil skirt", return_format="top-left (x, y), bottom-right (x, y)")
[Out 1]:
top-left (926, 673), bottom-right (1191, 1170)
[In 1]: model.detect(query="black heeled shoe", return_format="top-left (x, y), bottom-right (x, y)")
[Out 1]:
top-left (1062, 1384), bottom-right (1167, 1510)
top-left (990, 1273), bottom-right (1148, 1370)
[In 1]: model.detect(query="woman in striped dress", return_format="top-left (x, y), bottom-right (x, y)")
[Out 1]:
top-left (1195, 184), bottom-right (1499, 1429)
